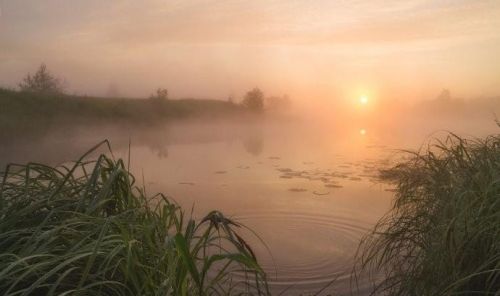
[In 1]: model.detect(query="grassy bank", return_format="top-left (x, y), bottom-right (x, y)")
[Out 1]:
top-left (355, 132), bottom-right (500, 295)
top-left (0, 88), bottom-right (248, 137)
top-left (0, 141), bottom-right (268, 295)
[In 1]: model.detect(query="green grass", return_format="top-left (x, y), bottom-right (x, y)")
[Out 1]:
top-left (354, 132), bottom-right (500, 295)
top-left (0, 140), bottom-right (269, 295)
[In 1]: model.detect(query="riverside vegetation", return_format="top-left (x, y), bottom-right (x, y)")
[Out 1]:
top-left (0, 87), bottom-right (246, 131)
top-left (0, 141), bottom-right (269, 295)
top-left (355, 131), bottom-right (500, 295)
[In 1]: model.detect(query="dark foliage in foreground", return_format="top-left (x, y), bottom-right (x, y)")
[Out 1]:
top-left (355, 133), bottom-right (500, 295)
top-left (0, 141), bottom-right (268, 295)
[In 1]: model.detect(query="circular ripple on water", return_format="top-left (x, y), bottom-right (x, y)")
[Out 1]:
top-left (232, 211), bottom-right (373, 295)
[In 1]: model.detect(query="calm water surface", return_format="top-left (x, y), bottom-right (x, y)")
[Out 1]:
top-left (2, 119), bottom-right (497, 295)
top-left (125, 124), bottom-right (393, 295)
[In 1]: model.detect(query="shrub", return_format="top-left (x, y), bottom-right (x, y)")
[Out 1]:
top-left (18, 64), bottom-right (63, 94)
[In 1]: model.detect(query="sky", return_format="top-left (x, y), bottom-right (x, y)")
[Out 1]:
top-left (1, 0), bottom-right (500, 103)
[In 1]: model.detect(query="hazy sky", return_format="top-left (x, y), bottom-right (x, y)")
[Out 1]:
top-left (1, 0), bottom-right (500, 102)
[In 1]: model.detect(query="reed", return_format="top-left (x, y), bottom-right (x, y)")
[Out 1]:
top-left (0, 141), bottom-right (268, 295)
top-left (354, 132), bottom-right (500, 295)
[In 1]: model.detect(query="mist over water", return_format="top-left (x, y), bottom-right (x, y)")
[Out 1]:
top-left (1, 106), bottom-right (498, 294)
top-left (2, 1), bottom-right (500, 294)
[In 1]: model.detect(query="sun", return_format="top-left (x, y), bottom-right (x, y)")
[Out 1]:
top-left (360, 128), bottom-right (367, 135)
top-left (359, 95), bottom-right (368, 105)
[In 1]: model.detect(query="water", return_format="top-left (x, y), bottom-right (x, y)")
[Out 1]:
top-left (145, 125), bottom-right (393, 295)
top-left (1, 118), bottom-right (498, 295)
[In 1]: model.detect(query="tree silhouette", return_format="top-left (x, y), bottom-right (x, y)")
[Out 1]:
top-left (150, 88), bottom-right (168, 100)
top-left (19, 64), bottom-right (63, 94)
top-left (242, 88), bottom-right (264, 113)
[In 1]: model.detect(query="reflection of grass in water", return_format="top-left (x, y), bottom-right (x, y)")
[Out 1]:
top-left (0, 141), bottom-right (269, 295)
top-left (354, 133), bottom-right (500, 295)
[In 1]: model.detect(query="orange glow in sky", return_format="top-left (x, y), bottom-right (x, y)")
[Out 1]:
top-left (1, 1), bottom-right (500, 100)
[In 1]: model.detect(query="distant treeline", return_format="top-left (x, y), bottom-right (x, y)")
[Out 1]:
top-left (0, 64), bottom-right (292, 137)
top-left (414, 89), bottom-right (500, 118)
top-left (0, 87), bottom-right (251, 134)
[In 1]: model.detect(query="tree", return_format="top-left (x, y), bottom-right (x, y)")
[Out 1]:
top-left (19, 63), bottom-right (63, 94)
top-left (242, 88), bottom-right (264, 113)
top-left (150, 88), bottom-right (168, 100)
